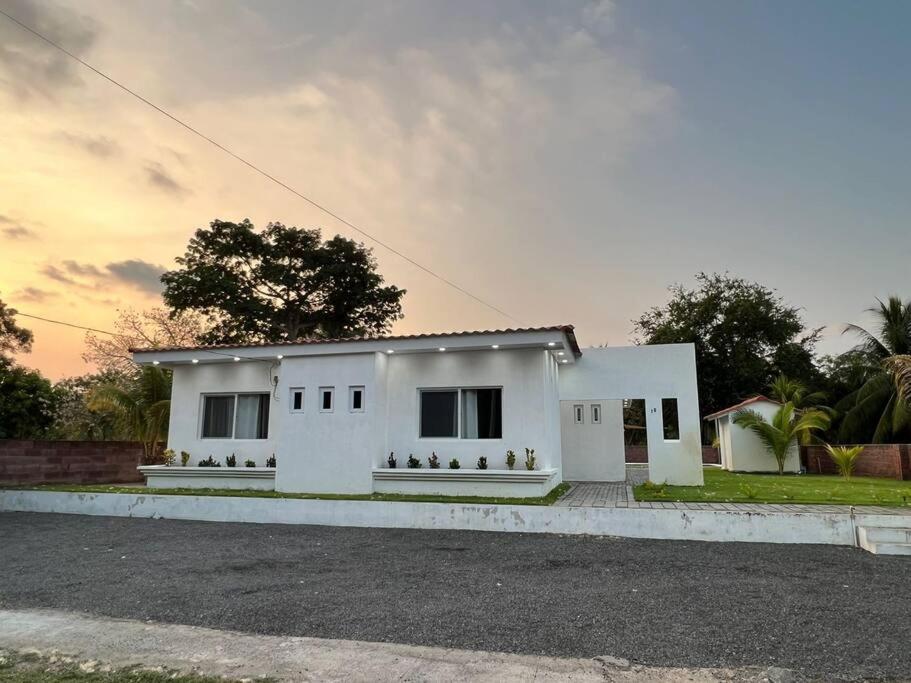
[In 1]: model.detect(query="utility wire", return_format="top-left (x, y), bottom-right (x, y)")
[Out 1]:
top-left (0, 7), bottom-right (523, 326)
top-left (15, 312), bottom-right (274, 365)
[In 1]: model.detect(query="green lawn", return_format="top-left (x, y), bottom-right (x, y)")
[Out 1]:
top-left (634, 467), bottom-right (911, 507)
top-left (1, 482), bottom-right (571, 507)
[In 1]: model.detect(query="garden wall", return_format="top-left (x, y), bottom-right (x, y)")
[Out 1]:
top-left (801, 444), bottom-right (911, 481)
top-left (625, 445), bottom-right (719, 465)
top-left (0, 440), bottom-right (144, 485)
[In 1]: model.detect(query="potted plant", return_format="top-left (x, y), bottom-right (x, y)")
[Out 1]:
top-left (428, 452), bottom-right (440, 469)
top-left (477, 456), bottom-right (488, 470)
top-left (266, 454), bottom-right (277, 468)
top-left (449, 458), bottom-right (460, 469)
top-left (226, 453), bottom-right (237, 467)
top-left (244, 459), bottom-right (256, 468)
top-left (407, 454), bottom-right (422, 468)
top-left (180, 451), bottom-right (191, 467)
top-left (524, 448), bottom-right (536, 471)
top-left (198, 455), bottom-right (220, 467)
top-left (162, 448), bottom-right (176, 466)
top-left (505, 450), bottom-right (516, 470)
top-left (387, 452), bottom-right (397, 468)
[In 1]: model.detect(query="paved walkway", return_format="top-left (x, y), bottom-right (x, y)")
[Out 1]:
top-left (555, 466), bottom-right (911, 515)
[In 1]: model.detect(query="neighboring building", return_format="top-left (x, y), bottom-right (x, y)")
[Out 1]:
top-left (132, 326), bottom-right (704, 496)
top-left (705, 396), bottom-right (797, 473)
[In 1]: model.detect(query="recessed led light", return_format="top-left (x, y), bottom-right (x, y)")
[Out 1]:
top-left (233, 356), bottom-right (241, 362)
top-left (547, 342), bottom-right (556, 347)
top-left (191, 359), bottom-right (199, 364)
top-left (438, 347), bottom-right (446, 352)
top-left (557, 351), bottom-right (564, 356)
top-left (561, 359), bottom-right (568, 364)
top-left (277, 354), bottom-right (284, 360)
top-left (491, 344), bottom-right (499, 349)
top-left (152, 360), bottom-right (160, 365)
top-left (386, 349), bottom-right (395, 354)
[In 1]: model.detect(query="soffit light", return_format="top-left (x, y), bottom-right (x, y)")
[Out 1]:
top-left (561, 359), bottom-right (568, 364)
top-left (233, 356), bottom-right (241, 362)
top-left (277, 354), bottom-right (284, 360)
top-left (386, 349), bottom-right (395, 354)
top-left (557, 351), bottom-right (565, 356)
top-left (547, 342), bottom-right (556, 347)
top-left (438, 347), bottom-right (446, 352)
top-left (191, 359), bottom-right (199, 364)
top-left (491, 344), bottom-right (499, 349)
top-left (152, 360), bottom-right (160, 365)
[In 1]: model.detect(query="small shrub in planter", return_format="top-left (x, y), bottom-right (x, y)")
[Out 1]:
top-left (477, 456), bottom-right (488, 470)
top-left (180, 451), bottom-right (191, 467)
top-left (407, 454), bottom-right (422, 468)
top-left (449, 458), bottom-right (460, 469)
top-left (244, 459), bottom-right (256, 468)
top-left (226, 453), bottom-right (237, 468)
top-left (505, 450), bottom-right (516, 470)
top-left (524, 447), bottom-right (536, 471)
top-left (198, 455), bottom-right (221, 467)
top-left (266, 454), bottom-right (277, 468)
top-left (387, 452), bottom-right (397, 468)
top-left (162, 449), bottom-right (176, 466)
top-left (428, 452), bottom-right (440, 469)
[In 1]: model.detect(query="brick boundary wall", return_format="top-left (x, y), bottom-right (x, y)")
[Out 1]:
top-left (0, 440), bottom-right (145, 486)
top-left (801, 443), bottom-right (911, 480)
top-left (625, 445), bottom-right (719, 465)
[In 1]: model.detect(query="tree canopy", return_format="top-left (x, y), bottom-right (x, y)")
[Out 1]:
top-left (633, 273), bottom-right (821, 422)
top-left (162, 220), bottom-right (406, 345)
top-left (0, 296), bottom-right (33, 358)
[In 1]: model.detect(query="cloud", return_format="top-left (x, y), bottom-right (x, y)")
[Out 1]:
top-left (0, 214), bottom-right (38, 239)
top-left (105, 259), bottom-right (165, 295)
top-left (144, 161), bottom-right (191, 196)
top-left (0, 0), bottom-right (98, 100)
top-left (41, 264), bottom-right (76, 285)
top-left (61, 260), bottom-right (104, 278)
top-left (13, 286), bottom-right (57, 303)
top-left (55, 131), bottom-right (121, 158)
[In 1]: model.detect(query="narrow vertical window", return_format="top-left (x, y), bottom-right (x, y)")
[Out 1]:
top-left (662, 398), bottom-right (680, 441)
top-left (573, 404), bottom-right (584, 424)
top-left (349, 386), bottom-right (365, 413)
top-left (320, 387), bottom-right (334, 413)
top-left (591, 404), bottom-right (602, 424)
top-left (290, 388), bottom-right (304, 413)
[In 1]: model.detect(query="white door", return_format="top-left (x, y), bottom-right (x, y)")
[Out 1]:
top-left (559, 399), bottom-right (626, 481)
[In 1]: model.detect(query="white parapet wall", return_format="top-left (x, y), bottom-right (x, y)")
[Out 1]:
top-left (138, 466), bottom-right (276, 491)
top-left (372, 468), bottom-right (557, 497)
top-left (0, 490), bottom-right (886, 547)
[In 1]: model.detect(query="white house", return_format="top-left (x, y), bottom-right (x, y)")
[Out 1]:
top-left (132, 325), bottom-right (704, 496)
top-left (705, 396), bottom-right (798, 473)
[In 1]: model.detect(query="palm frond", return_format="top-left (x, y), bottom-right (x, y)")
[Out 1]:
top-left (885, 355), bottom-right (911, 406)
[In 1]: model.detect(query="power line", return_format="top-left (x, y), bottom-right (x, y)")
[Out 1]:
top-left (0, 7), bottom-right (523, 326)
top-left (15, 311), bottom-right (273, 365)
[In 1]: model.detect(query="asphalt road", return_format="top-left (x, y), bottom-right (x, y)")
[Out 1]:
top-left (1, 512), bottom-right (909, 680)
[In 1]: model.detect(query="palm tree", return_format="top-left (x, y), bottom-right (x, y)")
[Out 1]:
top-left (733, 402), bottom-right (830, 475)
top-left (768, 374), bottom-right (832, 445)
top-left (885, 355), bottom-right (911, 406)
top-left (88, 366), bottom-right (172, 463)
top-left (838, 297), bottom-right (911, 443)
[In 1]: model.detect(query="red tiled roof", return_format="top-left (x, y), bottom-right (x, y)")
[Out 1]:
top-left (131, 325), bottom-right (582, 357)
top-left (703, 395), bottom-right (781, 421)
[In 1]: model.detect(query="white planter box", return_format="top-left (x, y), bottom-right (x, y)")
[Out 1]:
top-left (372, 468), bottom-right (558, 498)
top-left (139, 466), bottom-right (276, 491)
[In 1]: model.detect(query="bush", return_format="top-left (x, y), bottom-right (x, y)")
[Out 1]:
top-left (180, 451), bottom-right (191, 467)
top-left (477, 456), bottom-right (488, 470)
top-left (244, 459), bottom-right (256, 468)
top-left (162, 448), bottom-right (176, 466)
top-left (198, 455), bottom-right (220, 467)
top-left (449, 458), bottom-right (460, 469)
top-left (505, 450), bottom-right (516, 470)
top-left (407, 454), bottom-right (422, 469)
top-left (428, 452), bottom-right (440, 469)
top-left (387, 452), bottom-right (397, 468)
top-left (825, 444), bottom-right (864, 480)
top-left (266, 454), bottom-right (276, 468)
top-left (226, 453), bottom-right (237, 467)
top-left (524, 447), bottom-right (536, 471)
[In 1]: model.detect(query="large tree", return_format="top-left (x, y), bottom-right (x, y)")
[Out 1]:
top-left (0, 295), bottom-right (33, 358)
top-left (0, 357), bottom-right (58, 439)
top-left (162, 220), bottom-right (406, 344)
top-left (633, 273), bottom-right (821, 424)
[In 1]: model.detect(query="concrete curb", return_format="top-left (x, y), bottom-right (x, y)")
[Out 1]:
top-left (3, 489), bottom-right (900, 546)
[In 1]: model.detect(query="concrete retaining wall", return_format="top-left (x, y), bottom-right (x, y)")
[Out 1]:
top-left (1, 489), bottom-right (887, 547)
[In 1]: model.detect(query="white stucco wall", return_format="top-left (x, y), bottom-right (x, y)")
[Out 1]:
top-left (559, 400), bottom-right (626, 481)
top-left (717, 401), bottom-right (799, 473)
top-left (274, 353), bottom-right (383, 494)
top-left (166, 363), bottom-right (278, 467)
top-left (384, 349), bottom-right (563, 473)
top-left (558, 344), bottom-right (703, 486)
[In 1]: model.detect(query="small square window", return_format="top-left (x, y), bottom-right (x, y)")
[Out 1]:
top-left (573, 404), bottom-right (584, 424)
top-left (319, 387), bottom-right (334, 413)
top-left (290, 388), bottom-right (305, 413)
top-left (349, 386), bottom-right (365, 412)
top-left (591, 404), bottom-right (602, 424)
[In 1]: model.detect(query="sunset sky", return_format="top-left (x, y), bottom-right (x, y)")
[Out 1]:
top-left (2, 0), bottom-right (909, 380)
